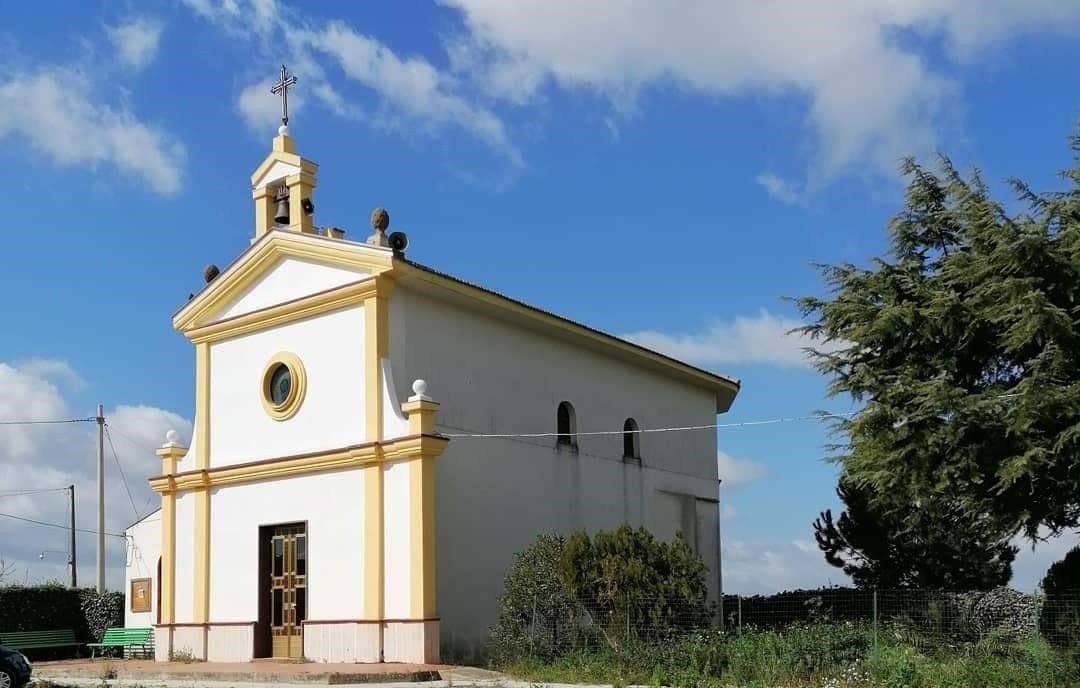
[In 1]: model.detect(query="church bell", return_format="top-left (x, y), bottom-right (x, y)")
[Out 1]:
top-left (274, 186), bottom-right (290, 225)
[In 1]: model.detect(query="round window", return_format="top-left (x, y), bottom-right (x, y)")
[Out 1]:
top-left (268, 363), bottom-right (292, 405)
top-left (261, 353), bottom-right (306, 421)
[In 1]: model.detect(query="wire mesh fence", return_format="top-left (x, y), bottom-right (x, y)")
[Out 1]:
top-left (517, 588), bottom-right (1080, 657)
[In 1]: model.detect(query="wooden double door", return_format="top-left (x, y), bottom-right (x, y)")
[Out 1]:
top-left (260, 523), bottom-right (307, 659)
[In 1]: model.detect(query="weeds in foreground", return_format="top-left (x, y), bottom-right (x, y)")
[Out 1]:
top-left (168, 649), bottom-right (197, 663)
top-left (497, 624), bottom-right (1079, 688)
top-left (97, 662), bottom-right (117, 680)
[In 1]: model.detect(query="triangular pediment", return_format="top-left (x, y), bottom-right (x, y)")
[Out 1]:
top-left (173, 230), bottom-right (394, 334)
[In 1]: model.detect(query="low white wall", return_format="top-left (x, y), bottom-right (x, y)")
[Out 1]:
top-left (206, 625), bottom-right (255, 662)
top-left (303, 622), bottom-right (381, 663)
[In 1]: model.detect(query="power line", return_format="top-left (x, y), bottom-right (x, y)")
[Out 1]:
top-left (0, 417), bottom-right (97, 426)
top-left (0, 511), bottom-right (124, 538)
top-left (440, 412), bottom-right (859, 439)
top-left (0, 488), bottom-right (70, 498)
top-left (103, 424), bottom-right (141, 521)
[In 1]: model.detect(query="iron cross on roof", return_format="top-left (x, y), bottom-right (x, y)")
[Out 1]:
top-left (271, 64), bottom-right (297, 127)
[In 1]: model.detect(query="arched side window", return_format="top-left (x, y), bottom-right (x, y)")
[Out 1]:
top-left (623, 418), bottom-right (640, 460)
top-left (557, 401), bottom-right (577, 447)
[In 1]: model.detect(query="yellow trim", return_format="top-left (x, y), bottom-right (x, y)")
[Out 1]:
top-left (260, 352), bottom-right (307, 421)
top-left (189, 278), bottom-right (379, 345)
top-left (393, 261), bottom-right (741, 412)
top-left (195, 343), bottom-right (210, 470)
top-left (250, 149), bottom-right (316, 187)
top-left (362, 276), bottom-right (392, 622)
top-left (160, 493), bottom-right (175, 623)
top-left (154, 444), bottom-right (185, 625)
top-left (409, 455), bottom-right (437, 618)
top-left (148, 435), bottom-right (448, 494)
top-left (193, 483), bottom-right (210, 624)
top-left (174, 231), bottom-right (393, 333)
top-left (272, 132), bottom-right (296, 154)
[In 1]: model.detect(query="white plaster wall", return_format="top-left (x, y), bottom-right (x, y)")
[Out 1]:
top-left (382, 460), bottom-right (412, 619)
top-left (125, 511), bottom-right (162, 628)
top-left (381, 359), bottom-right (410, 440)
top-left (209, 304), bottom-right (366, 467)
top-left (173, 493), bottom-right (194, 624)
top-left (206, 626), bottom-right (255, 662)
top-left (213, 257), bottom-right (371, 322)
top-left (389, 286), bottom-right (723, 651)
top-left (208, 469), bottom-right (365, 623)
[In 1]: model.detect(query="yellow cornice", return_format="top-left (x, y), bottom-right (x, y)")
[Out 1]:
top-left (250, 150), bottom-right (318, 187)
top-left (148, 434), bottom-right (448, 494)
top-left (187, 277), bottom-right (384, 344)
top-left (173, 231), bottom-right (395, 334)
top-left (393, 260), bottom-right (741, 412)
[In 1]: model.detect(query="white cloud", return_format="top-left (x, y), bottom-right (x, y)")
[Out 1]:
top-left (106, 17), bottom-right (164, 71)
top-left (757, 172), bottom-right (803, 206)
top-left (720, 527), bottom-right (1080, 595)
top-left (0, 66), bottom-right (185, 194)
top-left (724, 538), bottom-right (845, 594)
top-left (0, 361), bottom-right (190, 589)
top-left (185, 0), bottom-right (521, 166)
top-left (624, 309), bottom-right (839, 369)
top-left (15, 358), bottom-right (85, 389)
top-left (1011, 529), bottom-right (1080, 592)
top-left (442, 0), bottom-right (1080, 191)
top-left (717, 450), bottom-right (765, 488)
top-left (237, 78), bottom-right (304, 133)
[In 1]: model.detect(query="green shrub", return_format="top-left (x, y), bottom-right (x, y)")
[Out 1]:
top-left (561, 525), bottom-right (712, 644)
top-left (1040, 545), bottom-right (1080, 657)
top-left (0, 584), bottom-right (122, 651)
top-left (489, 532), bottom-right (575, 662)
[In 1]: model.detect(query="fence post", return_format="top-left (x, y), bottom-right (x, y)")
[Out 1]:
top-left (530, 595), bottom-right (536, 657)
top-left (1033, 587), bottom-right (1040, 636)
top-left (737, 595), bottom-right (742, 635)
top-left (872, 589), bottom-right (879, 646)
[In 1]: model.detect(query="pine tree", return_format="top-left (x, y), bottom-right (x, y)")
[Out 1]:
top-left (813, 476), bottom-right (1016, 589)
top-left (797, 133), bottom-right (1080, 542)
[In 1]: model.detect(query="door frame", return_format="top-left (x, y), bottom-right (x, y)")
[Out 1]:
top-left (255, 520), bottom-right (309, 659)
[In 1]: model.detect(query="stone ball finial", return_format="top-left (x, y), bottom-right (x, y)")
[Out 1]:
top-left (371, 208), bottom-right (390, 232)
top-left (204, 264), bottom-right (220, 283)
top-left (165, 429), bottom-right (179, 445)
top-left (412, 379), bottom-right (428, 397)
top-left (278, 124), bottom-right (289, 137)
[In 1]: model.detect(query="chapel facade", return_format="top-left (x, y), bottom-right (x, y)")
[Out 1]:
top-left (126, 113), bottom-right (740, 664)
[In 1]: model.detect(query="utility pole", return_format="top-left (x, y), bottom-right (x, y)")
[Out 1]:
top-left (69, 484), bottom-right (77, 589)
top-left (96, 404), bottom-right (105, 593)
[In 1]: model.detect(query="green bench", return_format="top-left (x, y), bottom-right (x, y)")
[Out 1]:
top-left (0, 629), bottom-right (81, 652)
top-left (87, 627), bottom-right (154, 658)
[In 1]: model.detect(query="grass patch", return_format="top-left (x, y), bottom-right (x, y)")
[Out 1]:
top-left (496, 624), bottom-right (1080, 688)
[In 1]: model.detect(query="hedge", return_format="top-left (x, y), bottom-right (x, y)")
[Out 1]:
top-left (0, 584), bottom-right (123, 644)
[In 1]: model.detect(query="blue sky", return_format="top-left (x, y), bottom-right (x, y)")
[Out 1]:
top-left (2, 0), bottom-right (1080, 591)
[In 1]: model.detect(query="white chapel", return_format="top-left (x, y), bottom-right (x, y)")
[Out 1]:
top-left (124, 76), bottom-right (741, 665)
